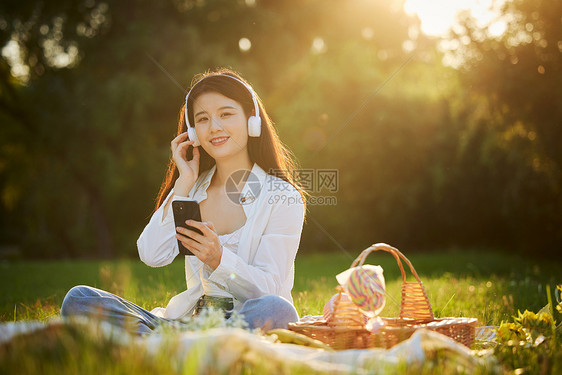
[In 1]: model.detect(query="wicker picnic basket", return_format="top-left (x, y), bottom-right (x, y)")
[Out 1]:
top-left (289, 243), bottom-right (478, 350)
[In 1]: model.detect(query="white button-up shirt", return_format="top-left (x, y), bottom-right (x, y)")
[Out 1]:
top-left (137, 163), bottom-right (306, 320)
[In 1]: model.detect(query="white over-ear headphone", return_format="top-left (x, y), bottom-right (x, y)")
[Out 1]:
top-left (184, 74), bottom-right (262, 147)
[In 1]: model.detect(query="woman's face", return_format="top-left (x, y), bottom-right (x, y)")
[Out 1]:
top-left (192, 91), bottom-right (249, 161)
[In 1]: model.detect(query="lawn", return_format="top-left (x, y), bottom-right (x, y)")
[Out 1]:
top-left (1, 247), bottom-right (561, 374)
top-left (3, 248), bottom-right (559, 323)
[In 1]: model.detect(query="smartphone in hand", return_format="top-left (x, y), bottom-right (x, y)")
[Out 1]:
top-left (172, 200), bottom-right (203, 256)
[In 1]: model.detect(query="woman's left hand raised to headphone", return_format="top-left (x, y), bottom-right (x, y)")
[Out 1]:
top-left (175, 220), bottom-right (223, 270)
top-left (171, 131), bottom-right (200, 196)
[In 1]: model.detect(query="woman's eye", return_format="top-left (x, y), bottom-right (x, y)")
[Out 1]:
top-left (221, 112), bottom-right (233, 118)
top-left (196, 117), bottom-right (208, 123)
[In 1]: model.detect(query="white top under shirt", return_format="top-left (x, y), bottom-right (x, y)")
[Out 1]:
top-left (136, 163), bottom-right (305, 320)
top-left (201, 225), bottom-right (244, 298)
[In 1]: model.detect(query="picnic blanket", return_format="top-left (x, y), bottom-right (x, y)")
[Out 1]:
top-left (0, 317), bottom-right (497, 374)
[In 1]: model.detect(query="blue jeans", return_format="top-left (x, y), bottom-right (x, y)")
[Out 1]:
top-left (60, 285), bottom-right (299, 336)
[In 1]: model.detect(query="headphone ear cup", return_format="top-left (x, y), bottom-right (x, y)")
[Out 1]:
top-left (248, 116), bottom-right (262, 137)
top-left (187, 127), bottom-right (200, 146)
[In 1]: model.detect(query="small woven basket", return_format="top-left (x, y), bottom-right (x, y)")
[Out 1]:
top-left (289, 243), bottom-right (478, 350)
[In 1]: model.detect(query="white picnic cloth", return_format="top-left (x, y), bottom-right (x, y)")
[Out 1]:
top-left (0, 317), bottom-right (496, 374)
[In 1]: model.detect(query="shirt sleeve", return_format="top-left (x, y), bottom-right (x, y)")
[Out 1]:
top-left (207, 187), bottom-right (305, 301)
top-left (137, 188), bottom-right (193, 267)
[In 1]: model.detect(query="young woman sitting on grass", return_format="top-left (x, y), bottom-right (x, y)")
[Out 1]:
top-left (60, 68), bottom-right (308, 336)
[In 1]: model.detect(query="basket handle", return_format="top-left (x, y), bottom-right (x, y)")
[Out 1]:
top-left (350, 243), bottom-right (422, 284)
top-left (350, 243), bottom-right (434, 320)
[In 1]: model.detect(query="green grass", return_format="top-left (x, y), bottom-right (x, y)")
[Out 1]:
top-left (1, 249), bottom-right (561, 374)
top-left (2, 249), bottom-right (561, 324)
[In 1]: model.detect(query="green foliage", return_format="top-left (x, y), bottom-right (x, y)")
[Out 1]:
top-left (493, 288), bottom-right (562, 374)
top-left (495, 321), bottom-right (528, 342)
top-left (0, 0), bottom-right (560, 259)
top-left (447, 0), bottom-right (562, 256)
top-left (514, 309), bottom-right (556, 339)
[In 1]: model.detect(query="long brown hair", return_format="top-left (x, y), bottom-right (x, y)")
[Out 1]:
top-left (154, 67), bottom-right (308, 218)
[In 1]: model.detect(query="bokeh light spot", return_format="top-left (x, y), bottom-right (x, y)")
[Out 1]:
top-left (311, 37), bottom-right (326, 54)
top-left (537, 65), bottom-right (545, 74)
top-left (362, 27), bottom-right (374, 40)
top-left (239, 38), bottom-right (251, 52)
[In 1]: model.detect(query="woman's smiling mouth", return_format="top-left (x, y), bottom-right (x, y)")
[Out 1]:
top-left (210, 136), bottom-right (229, 146)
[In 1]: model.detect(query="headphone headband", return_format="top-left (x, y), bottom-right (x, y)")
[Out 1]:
top-left (183, 74), bottom-right (260, 129)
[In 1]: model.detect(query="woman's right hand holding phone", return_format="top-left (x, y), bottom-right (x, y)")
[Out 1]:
top-left (171, 132), bottom-right (200, 196)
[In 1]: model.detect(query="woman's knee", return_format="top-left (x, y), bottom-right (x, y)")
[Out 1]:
top-left (257, 295), bottom-right (297, 315)
top-left (60, 285), bottom-right (96, 317)
top-left (240, 294), bottom-right (299, 329)
top-left (64, 285), bottom-right (98, 301)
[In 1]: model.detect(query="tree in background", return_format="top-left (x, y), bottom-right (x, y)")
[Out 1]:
top-left (442, 0), bottom-right (562, 255)
top-left (0, 0), bottom-right (559, 259)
